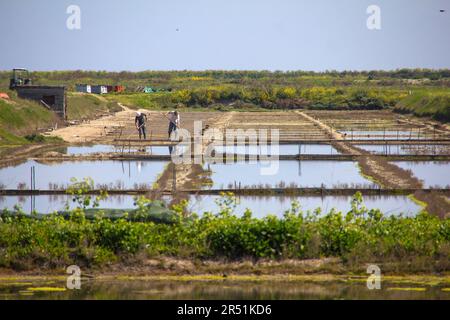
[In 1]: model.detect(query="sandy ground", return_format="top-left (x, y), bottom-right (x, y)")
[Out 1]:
top-left (46, 103), bottom-right (135, 143)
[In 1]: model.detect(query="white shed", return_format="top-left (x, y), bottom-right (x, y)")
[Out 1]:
top-left (75, 84), bottom-right (91, 93)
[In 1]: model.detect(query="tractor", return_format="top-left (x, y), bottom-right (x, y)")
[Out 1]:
top-left (9, 68), bottom-right (32, 89)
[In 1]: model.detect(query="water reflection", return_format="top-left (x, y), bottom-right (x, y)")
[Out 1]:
top-left (186, 194), bottom-right (421, 217)
top-left (213, 144), bottom-right (340, 155)
top-left (357, 144), bottom-right (450, 155)
top-left (203, 161), bottom-right (378, 189)
top-left (65, 144), bottom-right (188, 156)
top-left (339, 130), bottom-right (447, 140)
top-left (0, 194), bottom-right (421, 216)
top-left (393, 161), bottom-right (450, 188)
top-left (0, 160), bottom-right (167, 189)
top-left (0, 279), bottom-right (447, 300)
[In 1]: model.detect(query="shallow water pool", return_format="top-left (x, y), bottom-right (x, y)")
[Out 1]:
top-left (0, 160), bottom-right (168, 189)
top-left (356, 144), bottom-right (450, 155)
top-left (203, 160), bottom-right (377, 189)
top-left (392, 161), bottom-right (450, 188)
top-left (186, 194), bottom-right (422, 217)
top-left (339, 130), bottom-right (435, 140)
top-left (65, 144), bottom-right (186, 156)
top-left (0, 194), bottom-right (422, 217)
top-left (213, 144), bottom-right (340, 155)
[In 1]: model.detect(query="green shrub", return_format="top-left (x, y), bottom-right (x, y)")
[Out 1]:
top-left (24, 133), bottom-right (45, 143)
top-left (0, 192), bottom-right (448, 270)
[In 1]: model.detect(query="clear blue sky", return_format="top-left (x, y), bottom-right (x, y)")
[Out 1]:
top-left (0, 0), bottom-right (449, 71)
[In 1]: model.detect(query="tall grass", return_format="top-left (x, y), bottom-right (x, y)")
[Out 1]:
top-left (395, 90), bottom-right (450, 122)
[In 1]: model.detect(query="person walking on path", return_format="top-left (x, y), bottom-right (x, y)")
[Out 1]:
top-left (167, 110), bottom-right (180, 139)
top-left (135, 111), bottom-right (148, 140)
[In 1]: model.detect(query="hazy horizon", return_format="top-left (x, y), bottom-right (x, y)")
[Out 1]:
top-left (1, 68), bottom-right (450, 72)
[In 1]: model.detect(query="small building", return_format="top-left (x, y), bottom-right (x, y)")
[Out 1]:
top-left (91, 85), bottom-right (108, 94)
top-left (114, 85), bottom-right (125, 93)
top-left (15, 86), bottom-right (67, 119)
top-left (75, 84), bottom-right (91, 93)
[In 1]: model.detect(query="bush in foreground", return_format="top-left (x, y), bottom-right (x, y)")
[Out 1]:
top-left (0, 192), bottom-right (448, 271)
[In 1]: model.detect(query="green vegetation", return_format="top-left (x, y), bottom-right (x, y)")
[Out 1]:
top-left (109, 85), bottom-right (407, 111)
top-left (1, 69), bottom-right (449, 90)
top-left (395, 90), bottom-right (450, 122)
top-left (1, 69), bottom-right (446, 120)
top-left (0, 92), bottom-right (121, 148)
top-left (1, 69), bottom-right (448, 127)
top-left (0, 191), bottom-right (448, 272)
top-left (0, 127), bottom-right (28, 145)
top-left (23, 133), bottom-right (63, 144)
top-left (66, 93), bottom-right (121, 120)
top-left (0, 93), bottom-right (59, 146)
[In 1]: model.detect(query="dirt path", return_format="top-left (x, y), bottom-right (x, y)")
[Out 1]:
top-left (47, 103), bottom-right (142, 144)
top-left (154, 112), bottom-right (236, 192)
top-left (296, 111), bottom-right (364, 155)
top-left (211, 111), bottom-right (236, 132)
top-left (296, 111), bottom-right (343, 139)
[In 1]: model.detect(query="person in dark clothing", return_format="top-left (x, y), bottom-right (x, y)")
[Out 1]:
top-left (135, 111), bottom-right (147, 140)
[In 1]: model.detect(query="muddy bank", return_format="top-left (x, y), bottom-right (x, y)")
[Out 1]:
top-left (1, 257), bottom-right (449, 279)
top-left (357, 156), bottom-right (423, 189)
top-left (0, 143), bottom-right (66, 168)
top-left (413, 191), bottom-right (450, 218)
top-left (154, 162), bottom-right (212, 191)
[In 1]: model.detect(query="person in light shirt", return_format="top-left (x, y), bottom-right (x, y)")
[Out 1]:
top-left (167, 110), bottom-right (180, 139)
